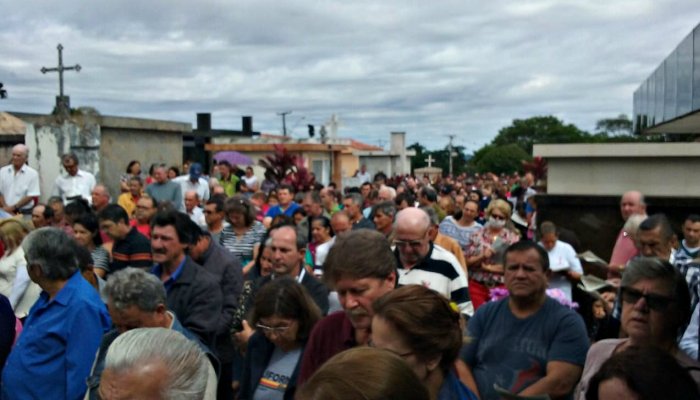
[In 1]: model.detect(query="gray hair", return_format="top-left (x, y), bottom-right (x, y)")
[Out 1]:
top-left (621, 257), bottom-right (691, 327)
top-left (379, 186), bottom-right (397, 200)
top-left (344, 192), bottom-right (364, 206)
top-left (105, 328), bottom-right (208, 400)
top-left (373, 201), bottom-right (397, 219)
top-left (22, 228), bottom-right (78, 280)
top-left (420, 206), bottom-right (439, 226)
top-left (105, 268), bottom-right (167, 312)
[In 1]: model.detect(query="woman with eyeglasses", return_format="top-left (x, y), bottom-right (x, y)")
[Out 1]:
top-left (220, 196), bottom-right (267, 275)
top-left (465, 199), bottom-right (520, 310)
top-left (239, 277), bottom-right (321, 400)
top-left (370, 285), bottom-right (478, 400)
top-left (575, 257), bottom-right (700, 399)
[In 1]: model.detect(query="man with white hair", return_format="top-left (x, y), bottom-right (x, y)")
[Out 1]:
top-left (98, 328), bottom-right (210, 400)
top-left (0, 144), bottom-right (40, 216)
top-left (86, 268), bottom-right (218, 400)
top-left (185, 190), bottom-right (206, 228)
top-left (378, 186), bottom-right (396, 202)
top-left (393, 207), bottom-right (472, 316)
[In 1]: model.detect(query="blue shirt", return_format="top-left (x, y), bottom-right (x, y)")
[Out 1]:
top-left (461, 297), bottom-right (589, 400)
top-left (151, 257), bottom-right (187, 292)
top-left (265, 202), bottom-right (301, 219)
top-left (2, 271), bottom-right (111, 400)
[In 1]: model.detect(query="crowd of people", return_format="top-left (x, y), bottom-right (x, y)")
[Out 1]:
top-left (0, 145), bottom-right (699, 399)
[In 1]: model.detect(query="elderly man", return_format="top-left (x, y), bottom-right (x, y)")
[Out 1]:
top-left (609, 190), bottom-right (647, 278)
top-left (98, 328), bottom-right (211, 400)
top-left (117, 176), bottom-right (143, 218)
top-left (52, 153), bottom-right (96, 205)
top-left (461, 241), bottom-right (589, 400)
top-left (174, 163), bottom-right (210, 210)
top-left (86, 268), bottom-right (218, 400)
top-left (0, 144), bottom-right (39, 216)
top-left (298, 191), bottom-right (331, 242)
top-left (378, 186), bottom-right (397, 203)
top-left (145, 163), bottom-right (183, 212)
top-left (373, 201), bottom-right (396, 240)
top-left (31, 203), bottom-right (52, 229)
top-left (394, 207), bottom-right (472, 316)
top-left (150, 210), bottom-right (222, 348)
top-left (357, 164), bottom-right (372, 184)
top-left (422, 206), bottom-right (467, 272)
top-left (91, 184), bottom-right (111, 214)
top-left (320, 187), bottom-right (341, 215)
top-left (343, 193), bottom-right (375, 230)
top-left (298, 230), bottom-right (397, 385)
top-left (187, 221), bottom-right (243, 400)
top-left (1, 228), bottom-right (111, 399)
top-left (98, 204), bottom-right (152, 276)
top-left (184, 190), bottom-right (206, 228)
top-left (130, 195), bottom-right (157, 239)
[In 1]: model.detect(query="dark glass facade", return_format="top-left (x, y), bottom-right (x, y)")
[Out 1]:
top-left (634, 23), bottom-right (700, 133)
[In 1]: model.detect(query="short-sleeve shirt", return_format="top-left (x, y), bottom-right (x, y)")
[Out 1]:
top-left (253, 346), bottom-right (303, 400)
top-left (109, 227), bottom-right (152, 275)
top-left (438, 216), bottom-right (482, 250)
top-left (461, 297), bottom-right (589, 400)
top-left (465, 227), bottom-right (520, 285)
top-left (91, 246), bottom-right (111, 272)
top-left (265, 202), bottom-right (301, 219)
top-left (0, 164), bottom-right (40, 211)
top-left (220, 221), bottom-right (267, 264)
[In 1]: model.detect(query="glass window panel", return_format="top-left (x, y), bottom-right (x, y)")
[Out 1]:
top-left (664, 51), bottom-right (677, 121)
top-left (648, 69), bottom-right (656, 126)
top-left (693, 27), bottom-right (700, 111)
top-left (677, 32), bottom-right (693, 116)
top-left (655, 65), bottom-right (665, 124)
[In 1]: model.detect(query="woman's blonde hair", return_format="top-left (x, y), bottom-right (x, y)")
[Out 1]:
top-left (296, 347), bottom-right (429, 400)
top-left (0, 219), bottom-right (31, 255)
top-left (485, 199), bottom-right (512, 220)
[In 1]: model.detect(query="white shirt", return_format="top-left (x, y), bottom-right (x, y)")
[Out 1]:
top-left (0, 164), bottom-right (40, 210)
top-left (187, 206), bottom-right (207, 228)
top-left (539, 240), bottom-right (583, 301)
top-left (242, 175), bottom-right (259, 188)
top-left (174, 176), bottom-right (210, 208)
top-left (51, 169), bottom-right (96, 205)
top-left (314, 237), bottom-right (336, 272)
top-left (357, 171), bottom-right (372, 183)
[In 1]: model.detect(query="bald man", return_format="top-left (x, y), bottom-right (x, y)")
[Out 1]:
top-left (0, 144), bottom-right (40, 215)
top-left (393, 207), bottom-right (473, 316)
top-left (608, 190), bottom-right (648, 278)
top-left (184, 190), bottom-right (206, 228)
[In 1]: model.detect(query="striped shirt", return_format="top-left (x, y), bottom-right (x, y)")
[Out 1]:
top-left (438, 216), bottom-right (482, 250)
top-left (220, 220), bottom-right (267, 264)
top-left (91, 246), bottom-right (111, 272)
top-left (108, 227), bottom-right (152, 275)
top-left (394, 243), bottom-right (473, 316)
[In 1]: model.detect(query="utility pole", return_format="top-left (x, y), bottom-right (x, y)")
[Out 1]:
top-left (447, 134), bottom-right (455, 175)
top-left (277, 111), bottom-right (292, 136)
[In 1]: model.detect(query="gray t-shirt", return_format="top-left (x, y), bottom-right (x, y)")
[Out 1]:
top-left (253, 346), bottom-right (303, 400)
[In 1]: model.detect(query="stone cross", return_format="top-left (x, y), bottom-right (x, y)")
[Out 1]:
top-left (323, 114), bottom-right (344, 139)
top-left (425, 155), bottom-right (435, 167)
top-left (41, 44), bottom-right (81, 98)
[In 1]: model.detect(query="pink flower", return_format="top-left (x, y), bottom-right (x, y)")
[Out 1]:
top-left (488, 288), bottom-right (579, 309)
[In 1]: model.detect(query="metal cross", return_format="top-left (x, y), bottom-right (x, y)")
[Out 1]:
top-left (425, 155), bottom-right (435, 167)
top-left (41, 44), bottom-right (81, 98)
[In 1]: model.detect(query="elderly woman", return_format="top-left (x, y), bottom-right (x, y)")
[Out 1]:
top-left (371, 285), bottom-right (479, 400)
top-left (465, 199), bottom-right (520, 310)
top-left (239, 277), bottom-right (321, 400)
top-left (220, 197), bottom-right (267, 275)
top-left (0, 219), bottom-right (41, 319)
top-left (575, 257), bottom-right (700, 399)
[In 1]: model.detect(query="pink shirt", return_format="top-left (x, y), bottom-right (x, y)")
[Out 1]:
top-left (609, 228), bottom-right (638, 268)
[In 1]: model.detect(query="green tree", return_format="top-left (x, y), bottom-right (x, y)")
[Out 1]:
top-left (595, 114), bottom-right (633, 136)
top-left (475, 144), bottom-right (532, 175)
top-left (492, 116), bottom-right (590, 154)
top-left (408, 143), bottom-right (428, 171)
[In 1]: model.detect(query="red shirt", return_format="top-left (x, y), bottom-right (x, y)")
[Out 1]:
top-left (129, 219), bottom-right (151, 239)
top-left (297, 311), bottom-right (356, 386)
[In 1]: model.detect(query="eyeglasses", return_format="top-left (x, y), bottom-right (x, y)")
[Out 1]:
top-left (490, 214), bottom-right (506, 221)
top-left (394, 228), bottom-right (428, 248)
top-left (367, 340), bottom-right (414, 358)
top-left (620, 286), bottom-right (677, 311)
top-left (256, 323), bottom-right (291, 334)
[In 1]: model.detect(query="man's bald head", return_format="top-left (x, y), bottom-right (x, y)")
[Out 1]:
top-left (621, 190), bottom-right (646, 221)
top-left (395, 207), bottom-right (430, 232)
top-left (184, 190), bottom-right (199, 213)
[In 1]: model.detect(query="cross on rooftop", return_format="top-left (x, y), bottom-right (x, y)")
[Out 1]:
top-left (41, 44), bottom-right (81, 98)
top-left (425, 155), bottom-right (435, 167)
top-left (323, 114), bottom-right (344, 139)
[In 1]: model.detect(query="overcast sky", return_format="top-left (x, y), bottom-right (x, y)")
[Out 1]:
top-left (2, 1), bottom-right (699, 151)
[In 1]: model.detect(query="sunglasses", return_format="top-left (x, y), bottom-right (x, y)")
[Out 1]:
top-left (620, 286), bottom-right (677, 311)
top-left (491, 214), bottom-right (506, 221)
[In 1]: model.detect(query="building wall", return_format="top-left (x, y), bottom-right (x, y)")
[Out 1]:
top-left (100, 128), bottom-right (182, 199)
top-left (339, 154), bottom-right (359, 177)
top-left (359, 156), bottom-right (392, 178)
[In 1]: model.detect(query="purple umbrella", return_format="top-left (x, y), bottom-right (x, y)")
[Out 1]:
top-left (213, 151), bottom-right (254, 166)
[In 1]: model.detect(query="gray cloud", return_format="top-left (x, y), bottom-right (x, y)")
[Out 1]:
top-left (1, 0), bottom-right (699, 151)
